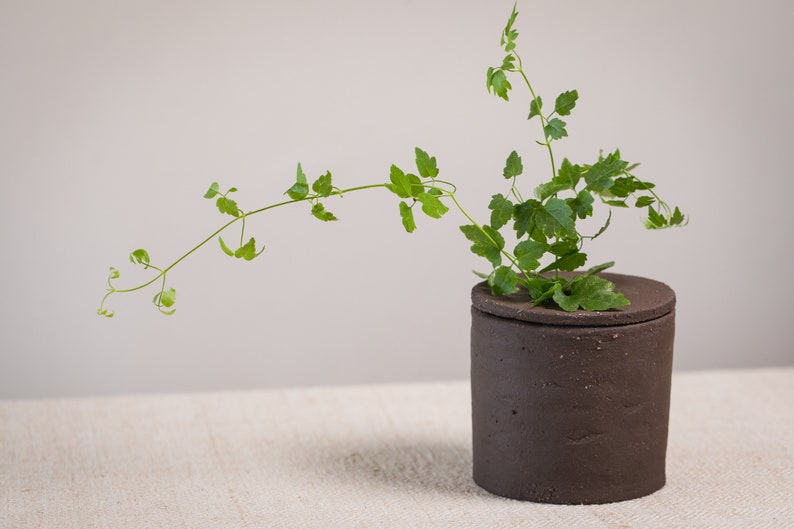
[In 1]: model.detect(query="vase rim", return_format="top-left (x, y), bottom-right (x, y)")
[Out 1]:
top-left (471, 271), bottom-right (676, 327)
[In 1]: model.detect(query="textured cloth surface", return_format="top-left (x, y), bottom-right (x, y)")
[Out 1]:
top-left (2, 368), bottom-right (792, 528)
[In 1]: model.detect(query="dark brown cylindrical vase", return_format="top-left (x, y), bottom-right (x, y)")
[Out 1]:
top-left (470, 272), bottom-right (676, 504)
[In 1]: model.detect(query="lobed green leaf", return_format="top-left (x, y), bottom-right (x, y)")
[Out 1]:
top-left (203, 182), bottom-right (220, 199)
top-left (513, 200), bottom-right (540, 240)
top-left (514, 239), bottom-right (546, 271)
top-left (417, 192), bottom-right (448, 218)
top-left (286, 163), bottom-right (310, 200)
top-left (534, 159), bottom-right (582, 200)
top-left (585, 151), bottom-right (627, 193)
top-left (460, 224), bottom-right (504, 267)
top-left (311, 202), bottom-right (338, 222)
top-left (489, 266), bottom-right (519, 295)
top-left (528, 97), bottom-right (543, 120)
top-left (216, 196), bottom-right (240, 217)
top-left (399, 201), bottom-right (416, 233)
top-left (234, 237), bottom-right (265, 260)
top-left (558, 158), bottom-right (582, 189)
top-left (503, 150), bottom-right (523, 179)
top-left (129, 249), bottom-right (150, 268)
top-left (488, 194), bottom-right (514, 230)
top-left (554, 90), bottom-right (579, 116)
top-left (535, 198), bottom-right (576, 239)
top-left (541, 251), bottom-right (588, 273)
top-left (644, 206), bottom-right (668, 229)
top-left (486, 68), bottom-right (511, 101)
top-left (415, 148), bottom-right (439, 179)
top-left (552, 275), bottom-right (629, 312)
top-left (670, 206), bottom-right (686, 226)
top-left (311, 171), bottom-right (333, 197)
top-left (153, 288), bottom-right (177, 315)
top-left (387, 165), bottom-right (410, 197)
top-left (544, 118), bottom-right (568, 140)
top-left (548, 239), bottom-right (579, 257)
top-left (566, 190), bottom-right (595, 219)
top-left (160, 288), bottom-right (176, 308)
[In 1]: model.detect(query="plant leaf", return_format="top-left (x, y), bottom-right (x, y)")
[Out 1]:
top-left (129, 249), bottom-right (150, 268)
top-left (548, 239), bottom-right (579, 257)
top-left (387, 165), bottom-right (412, 198)
top-left (488, 193), bottom-right (514, 230)
top-left (399, 201), bottom-right (416, 233)
top-left (541, 251), bottom-right (588, 273)
top-left (311, 202), bottom-right (338, 222)
top-left (153, 288), bottom-right (177, 314)
top-left (635, 196), bottom-right (656, 208)
top-left (670, 206), bottom-right (686, 226)
top-left (486, 68), bottom-right (511, 101)
top-left (544, 118), bottom-right (568, 140)
top-left (415, 147), bottom-right (439, 178)
top-left (160, 288), bottom-right (176, 308)
top-left (503, 150), bottom-right (523, 179)
top-left (234, 237), bottom-right (265, 260)
top-left (512, 200), bottom-right (545, 241)
top-left (203, 182), bottom-right (220, 199)
top-left (585, 150), bottom-right (626, 193)
top-left (489, 266), bottom-right (519, 295)
top-left (558, 158), bottom-right (582, 189)
top-left (417, 192), bottom-right (448, 218)
top-left (645, 205), bottom-right (668, 229)
top-left (552, 275), bottom-right (629, 312)
top-left (286, 163), bottom-right (309, 200)
top-left (460, 224), bottom-right (503, 267)
top-left (528, 278), bottom-right (558, 305)
top-left (312, 171), bottom-right (333, 197)
top-left (554, 90), bottom-right (579, 116)
top-left (216, 196), bottom-right (240, 217)
top-left (535, 198), bottom-right (576, 238)
top-left (218, 236), bottom-right (234, 256)
top-left (535, 159), bottom-right (582, 200)
top-left (528, 97), bottom-right (542, 120)
top-left (566, 190), bottom-right (595, 219)
top-left (514, 239), bottom-right (546, 271)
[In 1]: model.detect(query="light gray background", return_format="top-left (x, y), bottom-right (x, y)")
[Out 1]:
top-left (1, 0), bottom-right (792, 398)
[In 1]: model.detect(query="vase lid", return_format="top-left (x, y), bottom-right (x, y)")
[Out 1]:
top-left (471, 272), bottom-right (676, 326)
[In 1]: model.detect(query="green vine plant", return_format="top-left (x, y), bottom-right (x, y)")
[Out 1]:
top-left (98, 4), bottom-right (685, 319)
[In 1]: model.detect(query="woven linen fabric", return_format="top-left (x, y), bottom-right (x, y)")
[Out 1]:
top-left (2, 368), bottom-right (792, 528)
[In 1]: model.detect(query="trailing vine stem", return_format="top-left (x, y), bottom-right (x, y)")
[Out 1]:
top-left (98, 176), bottom-right (498, 317)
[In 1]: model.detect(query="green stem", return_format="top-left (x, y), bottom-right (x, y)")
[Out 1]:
top-left (514, 51), bottom-right (556, 179)
top-left (110, 183), bottom-right (394, 296)
top-left (446, 192), bottom-right (523, 274)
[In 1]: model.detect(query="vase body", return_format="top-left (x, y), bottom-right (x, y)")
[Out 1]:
top-left (470, 272), bottom-right (676, 504)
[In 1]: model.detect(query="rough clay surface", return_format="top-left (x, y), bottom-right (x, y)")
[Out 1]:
top-left (471, 272), bottom-right (676, 326)
top-left (471, 273), bottom-right (677, 504)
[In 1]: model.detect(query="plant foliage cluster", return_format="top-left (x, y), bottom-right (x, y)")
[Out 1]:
top-left (98, 4), bottom-right (685, 318)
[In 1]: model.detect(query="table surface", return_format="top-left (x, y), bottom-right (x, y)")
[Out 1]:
top-left (2, 368), bottom-right (793, 529)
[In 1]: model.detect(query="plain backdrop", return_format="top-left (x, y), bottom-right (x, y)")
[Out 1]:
top-left (1, 0), bottom-right (792, 398)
